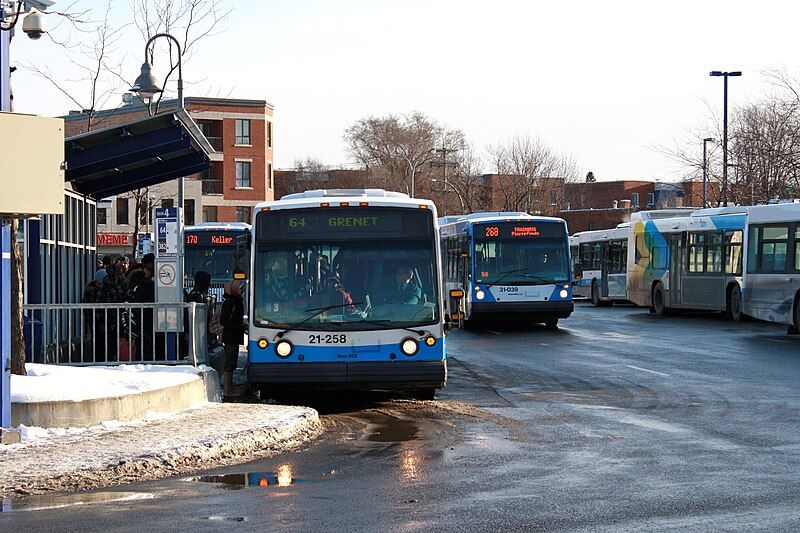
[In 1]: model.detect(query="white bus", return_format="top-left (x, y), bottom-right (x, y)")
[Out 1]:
top-left (570, 223), bottom-right (630, 306)
top-left (627, 208), bottom-right (747, 318)
top-left (742, 202), bottom-right (800, 332)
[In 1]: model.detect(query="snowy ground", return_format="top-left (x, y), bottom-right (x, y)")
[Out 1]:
top-left (0, 402), bottom-right (320, 497)
top-left (11, 364), bottom-right (210, 403)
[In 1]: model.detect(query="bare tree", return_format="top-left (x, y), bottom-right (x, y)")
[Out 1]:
top-left (344, 112), bottom-right (463, 195)
top-left (487, 134), bottom-right (581, 214)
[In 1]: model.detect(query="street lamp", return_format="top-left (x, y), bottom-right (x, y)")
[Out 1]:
top-left (131, 33), bottom-right (185, 210)
top-left (709, 70), bottom-right (742, 207)
top-left (702, 137), bottom-right (714, 207)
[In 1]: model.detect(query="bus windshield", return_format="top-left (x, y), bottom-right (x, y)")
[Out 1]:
top-left (185, 247), bottom-right (236, 280)
top-left (474, 221), bottom-right (569, 285)
top-left (253, 208), bottom-right (438, 331)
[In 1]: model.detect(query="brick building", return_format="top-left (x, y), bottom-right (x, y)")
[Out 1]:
top-left (62, 97), bottom-right (274, 254)
top-left (274, 168), bottom-right (369, 199)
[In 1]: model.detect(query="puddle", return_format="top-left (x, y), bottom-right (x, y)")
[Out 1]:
top-left (191, 464), bottom-right (298, 489)
top-left (363, 413), bottom-right (419, 443)
top-left (2, 491), bottom-right (153, 513)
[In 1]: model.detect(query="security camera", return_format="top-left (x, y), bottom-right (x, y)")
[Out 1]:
top-left (22, 9), bottom-right (47, 40)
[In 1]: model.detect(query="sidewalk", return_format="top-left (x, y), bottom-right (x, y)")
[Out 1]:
top-left (0, 402), bottom-right (320, 498)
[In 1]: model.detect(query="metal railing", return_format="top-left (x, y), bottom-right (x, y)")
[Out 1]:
top-left (22, 302), bottom-right (207, 366)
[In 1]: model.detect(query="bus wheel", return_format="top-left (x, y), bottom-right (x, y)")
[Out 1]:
top-left (728, 285), bottom-right (745, 322)
top-left (544, 319), bottom-right (559, 330)
top-left (411, 388), bottom-right (436, 400)
top-left (652, 284), bottom-right (668, 316)
top-left (591, 282), bottom-right (601, 307)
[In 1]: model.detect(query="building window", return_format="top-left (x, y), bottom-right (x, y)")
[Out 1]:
top-left (548, 191), bottom-right (557, 205)
top-left (97, 208), bottom-right (107, 225)
top-left (236, 161), bottom-right (252, 188)
top-left (236, 206), bottom-right (251, 223)
top-left (116, 197), bottom-right (129, 225)
top-left (268, 163), bottom-right (273, 189)
top-left (161, 199), bottom-right (174, 209)
top-left (267, 121), bottom-right (272, 148)
top-left (235, 119), bottom-right (250, 145)
top-left (631, 192), bottom-right (640, 208)
top-left (184, 199), bottom-right (195, 226)
top-left (203, 206), bottom-right (218, 222)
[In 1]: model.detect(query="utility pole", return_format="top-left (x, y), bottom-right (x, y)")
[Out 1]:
top-left (430, 144), bottom-right (457, 215)
top-left (710, 71), bottom-right (742, 207)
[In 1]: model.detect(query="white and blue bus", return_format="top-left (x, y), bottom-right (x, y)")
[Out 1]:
top-left (439, 212), bottom-right (573, 329)
top-left (570, 223), bottom-right (630, 306)
top-left (245, 189), bottom-right (447, 398)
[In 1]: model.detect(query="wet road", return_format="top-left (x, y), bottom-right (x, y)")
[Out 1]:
top-left (3, 303), bottom-right (800, 531)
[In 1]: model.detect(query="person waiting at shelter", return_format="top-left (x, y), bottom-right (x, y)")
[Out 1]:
top-left (219, 280), bottom-right (246, 398)
top-left (131, 260), bottom-right (156, 360)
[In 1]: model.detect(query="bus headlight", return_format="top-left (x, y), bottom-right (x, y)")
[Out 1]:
top-left (257, 338), bottom-right (269, 349)
top-left (559, 289), bottom-right (569, 298)
top-left (400, 338), bottom-right (419, 356)
top-left (476, 290), bottom-right (486, 300)
top-left (275, 340), bottom-right (293, 358)
top-left (424, 336), bottom-right (436, 347)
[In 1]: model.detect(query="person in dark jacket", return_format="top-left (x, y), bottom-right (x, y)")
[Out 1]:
top-left (184, 271), bottom-right (213, 355)
top-left (219, 280), bottom-right (246, 397)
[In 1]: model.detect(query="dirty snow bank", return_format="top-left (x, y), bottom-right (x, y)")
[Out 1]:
top-left (0, 403), bottom-right (320, 497)
top-left (11, 363), bottom-right (212, 403)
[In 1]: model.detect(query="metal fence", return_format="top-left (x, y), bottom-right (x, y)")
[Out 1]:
top-left (22, 302), bottom-right (207, 366)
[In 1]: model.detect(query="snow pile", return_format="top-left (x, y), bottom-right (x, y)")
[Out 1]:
top-left (10, 364), bottom-right (210, 403)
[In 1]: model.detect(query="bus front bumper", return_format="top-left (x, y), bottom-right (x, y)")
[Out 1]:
top-left (248, 360), bottom-right (447, 390)
top-left (471, 300), bottom-right (574, 320)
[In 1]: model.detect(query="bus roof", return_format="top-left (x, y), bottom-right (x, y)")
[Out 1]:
top-left (256, 189), bottom-right (438, 215)
top-left (571, 223), bottom-right (630, 243)
top-left (438, 212), bottom-right (565, 226)
top-left (185, 222), bottom-right (251, 232)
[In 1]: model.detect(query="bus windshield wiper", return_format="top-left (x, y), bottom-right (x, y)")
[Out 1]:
top-left (483, 268), bottom-right (531, 287)
top-left (333, 318), bottom-right (427, 337)
top-left (274, 301), bottom-right (364, 340)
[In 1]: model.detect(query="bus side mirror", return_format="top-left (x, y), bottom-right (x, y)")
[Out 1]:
top-left (448, 289), bottom-right (465, 330)
top-left (233, 234), bottom-right (251, 281)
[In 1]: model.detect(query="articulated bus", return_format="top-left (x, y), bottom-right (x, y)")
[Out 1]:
top-left (245, 189), bottom-right (447, 398)
top-left (570, 223), bottom-right (630, 306)
top-left (627, 208), bottom-right (747, 318)
top-left (439, 212), bottom-right (573, 329)
top-left (184, 222), bottom-right (250, 302)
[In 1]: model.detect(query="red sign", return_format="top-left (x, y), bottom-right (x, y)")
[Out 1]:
top-left (97, 233), bottom-right (130, 246)
top-left (211, 234), bottom-right (234, 245)
top-left (511, 226), bottom-right (540, 237)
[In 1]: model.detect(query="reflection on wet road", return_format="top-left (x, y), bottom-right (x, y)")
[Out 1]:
top-left (3, 303), bottom-right (800, 531)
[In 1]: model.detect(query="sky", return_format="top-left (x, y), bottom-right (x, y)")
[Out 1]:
top-left (10, 0), bottom-right (799, 181)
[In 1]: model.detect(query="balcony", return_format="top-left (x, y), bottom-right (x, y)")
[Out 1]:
top-left (205, 136), bottom-right (223, 152)
top-left (202, 179), bottom-right (223, 195)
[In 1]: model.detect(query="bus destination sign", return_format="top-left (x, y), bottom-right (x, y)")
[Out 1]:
top-left (479, 222), bottom-right (564, 239)
top-left (185, 232), bottom-right (237, 247)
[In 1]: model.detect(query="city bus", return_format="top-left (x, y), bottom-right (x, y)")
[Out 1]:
top-left (439, 212), bottom-right (573, 329)
top-left (244, 189), bottom-right (447, 398)
top-left (184, 222), bottom-right (250, 302)
top-left (570, 223), bottom-right (630, 306)
top-left (742, 202), bottom-right (800, 332)
top-left (627, 208), bottom-right (747, 318)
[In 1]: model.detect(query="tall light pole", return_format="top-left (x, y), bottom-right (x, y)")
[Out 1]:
top-left (702, 137), bottom-right (714, 207)
top-left (132, 33), bottom-right (184, 216)
top-left (430, 178), bottom-right (466, 212)
top-left (709, 70), bottom-right (742, 207)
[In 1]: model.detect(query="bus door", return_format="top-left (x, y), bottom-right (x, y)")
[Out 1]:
top-left (669, 233), bottom-right (684, 308)
top-left (600, 242), bottom-right (610, 298)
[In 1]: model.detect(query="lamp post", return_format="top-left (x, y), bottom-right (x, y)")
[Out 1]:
top-left (430, 178), bottom-right (466, 212)
top-left (131, 33), bottom-right (184, 214)
top-left (702, 137), bottom-right (714, 207)
top-left (709, 70), bottom-right (742, 207)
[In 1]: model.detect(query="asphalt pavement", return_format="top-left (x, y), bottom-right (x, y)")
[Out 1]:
top-left (3, 302), bottom-right (800, 532)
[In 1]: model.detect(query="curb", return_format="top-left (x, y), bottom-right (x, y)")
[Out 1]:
top-left (12, 370), bottom-right (221, 428)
